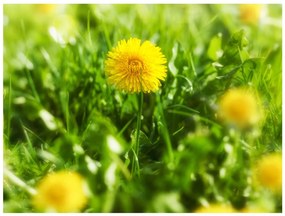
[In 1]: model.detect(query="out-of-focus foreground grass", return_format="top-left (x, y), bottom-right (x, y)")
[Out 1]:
top-left (3, 4), bottom-right (282, 213)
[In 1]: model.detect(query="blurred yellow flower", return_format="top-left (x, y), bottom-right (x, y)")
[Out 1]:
top-left (36, 4), bottom-right (57, 13)
top-left (33, 171), bottom-right (88, 212)
top-left (240, 4), bottom-right (262, 24)
top-left (105, 37), bottom-right (167, 93)
top-left (254, 153), bottom-right (282, 193)
top-left (218, 88), bottom-right (261, 128)
top-left (195, 203), bottom-right (236, 213)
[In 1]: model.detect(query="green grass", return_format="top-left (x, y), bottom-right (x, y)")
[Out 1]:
top-left (3, 4), bottom-right (282, 213)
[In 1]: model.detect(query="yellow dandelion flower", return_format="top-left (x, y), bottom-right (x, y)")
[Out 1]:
top-left (240, 4), bottom-right (262, 24)
top-left (254, 153), bottom-right (282, 193)
top-left (195, 203), bottom-right (236, 213)
top-left (105, 38), bottom-right (167, 93)
top-left (218, 88), bottom-right (261, 128)
top-left (33, 171), bottom-right (88, 212)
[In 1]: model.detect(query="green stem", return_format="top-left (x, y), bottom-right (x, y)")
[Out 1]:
top-left (131, 92), bottom-right (143, 178)
top-left (135, 91), bottom-right (143, 156)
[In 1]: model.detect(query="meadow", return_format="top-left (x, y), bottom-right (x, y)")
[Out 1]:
top-left (3, 4), bottom-right (282, 213)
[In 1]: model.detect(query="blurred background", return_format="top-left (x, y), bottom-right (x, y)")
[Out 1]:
top-left (3, 4), bottom-right (282, 213)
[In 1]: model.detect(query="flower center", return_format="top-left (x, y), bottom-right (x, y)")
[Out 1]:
top-left (128, 59), bottom-right (143, 74)
top-left (45, 183), bottom-right (67, 205)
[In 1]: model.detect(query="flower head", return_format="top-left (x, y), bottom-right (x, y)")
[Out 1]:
top-left (240, 4), bottom-right (262, 24)
top-left (254, 153), bottom-right (282, 193)
top-left (195, 203), bottom-right (236, 213)
top-left (105, 38), bottom-right (167, 93)
top-left (218, 88), bottom-right (261, 128)
top-left (33, 171), bottom-right (88, 212)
